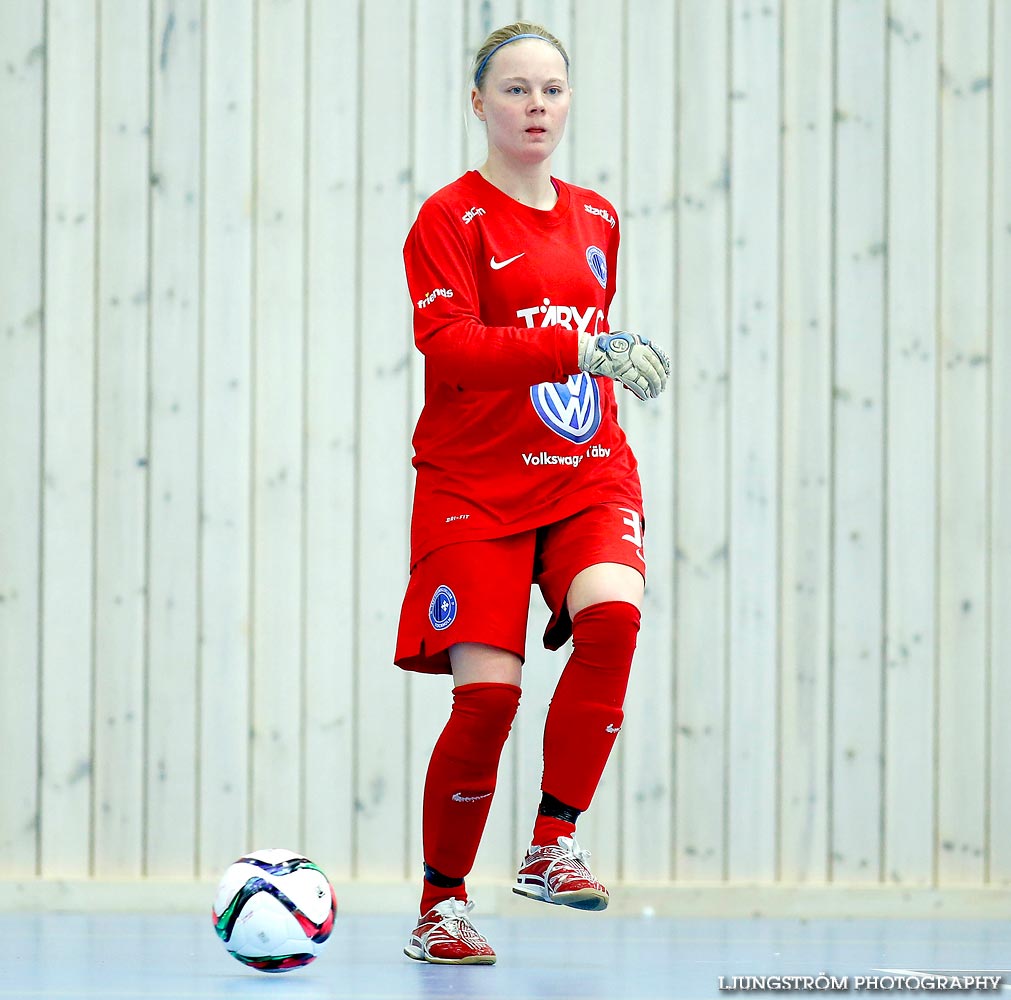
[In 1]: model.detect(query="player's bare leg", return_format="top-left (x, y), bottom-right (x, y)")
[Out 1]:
top-left (566, 561), bottom-right (644, 619)
top-left (450, 641), bottom-right (523, 687)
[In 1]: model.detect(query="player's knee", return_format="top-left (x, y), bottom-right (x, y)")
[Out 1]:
top-left (571, 600), bottom-right (640, 664)
top-left (451, 681), bottom-right (521, 743)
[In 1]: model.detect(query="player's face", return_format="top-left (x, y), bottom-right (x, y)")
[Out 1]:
top-left (472, 39), bottom-right (571, 167)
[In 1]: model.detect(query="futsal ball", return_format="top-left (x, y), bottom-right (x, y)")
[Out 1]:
top-left (212, 848), bottom-right (337, 973)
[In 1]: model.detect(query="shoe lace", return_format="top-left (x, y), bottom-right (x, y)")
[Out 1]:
top-left (557, 835), bottom-right (591, 866)
top-left (531, 835), bottom-right (594, 881)
top-left (430, 898), bottom-right (486, 946)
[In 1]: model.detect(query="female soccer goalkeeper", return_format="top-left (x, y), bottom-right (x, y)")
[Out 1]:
top-left (395, 20), bottom-right (671, 965)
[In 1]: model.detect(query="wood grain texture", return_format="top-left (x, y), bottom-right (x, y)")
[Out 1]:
top-left (146, 0), bottom-right (203, 878)
top-left (3, 0), bottom-right (1007, 892)
top-left (726, 0), bottom-right (781, 884)
top-left (198, 0), bottom-right (254, 880)
top-left (778, 0), bottom-right (833, 885)
top-left (39, 0), bottom-right (98, 879)
top-left (91, 0), bottom-right (151, 879)
top-left (831, 0), bottom-right (887, 884)
top-left (990, 0), bottom-right (1011, 888)
top-left (250, 0), bottom-right (307, 850)
top-left (0, 0), bottom-right (44, 877)
top-left (301, 0), bottom-right (362, 883)
top-left (620, 0), bottom-right (677, 883)
top-left (935, 0), bottom-right (990, 885)
top-left (883, 0), bottom-right (939, 887)
top-left (353, 0), bottom-right (412, 880)
top-left (675, 0), bottom-right (730, 882)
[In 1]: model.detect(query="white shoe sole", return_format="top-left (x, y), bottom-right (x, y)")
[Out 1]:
top-left (404, 944), bottom-right (496, 965)
top-left (512, 881), bottom-right (609, 911)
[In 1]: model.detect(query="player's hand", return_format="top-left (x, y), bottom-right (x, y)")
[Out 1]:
top-left (578, 331), bottom-right (671, 401)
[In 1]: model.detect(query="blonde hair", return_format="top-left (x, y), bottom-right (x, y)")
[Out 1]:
top-left (472, 21), bottom-right (570, 90)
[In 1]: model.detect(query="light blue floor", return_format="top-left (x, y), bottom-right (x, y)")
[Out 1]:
top-left (5, 912), bottom-right (1010, 999)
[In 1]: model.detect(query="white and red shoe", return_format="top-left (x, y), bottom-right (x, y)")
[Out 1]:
top-left (403, 898), bottom-right (496, 965)
top-left (513, 835), bottom-right (609, 911)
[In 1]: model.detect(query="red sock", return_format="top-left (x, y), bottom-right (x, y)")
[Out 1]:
top-left (532, 812), bottom-right (577, 848)
top-left (420, 682), bottom-right (520, 914)
top-left (533, 601), bottom-right (639, 846)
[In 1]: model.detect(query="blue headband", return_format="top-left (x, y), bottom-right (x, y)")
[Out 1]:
top-left (474, 33), bottom-right (568, 87)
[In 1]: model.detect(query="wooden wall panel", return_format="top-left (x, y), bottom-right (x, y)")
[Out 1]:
top-left (39, 0), bottom-right (98, 879)
top-left (620, 0), bottom-right (677, 883)
top-left (147, 0), bottom-right (203, 877)
top-left (0, 0), bottom-right (44, 877)
top-left (91, 0), bottom-right (151, 878)
top-left (831, 0), bottom-right (887, 883)
top-left (778, 0), bottom-right (833, 884)
top-left (884, 0), bottom-right (939, 887)
top-left (936, 0), bottom-right (991, 885)
top-left (0, 0), bottom-right (1006, 894)
top-left (991, 0), bottom-right (1011, 888)
top-left (674, 0), bottom-right (730, 882)
top-left (726, 0), bottom-right (780, 883)
top-left (250, 0), bottom-right (307, 850)
top-left (198, 0), bottom-right (254, 880)
top-left (354, 0), bottom-right (412, 880)
top-left (301, 0), bottom-right (362, 883)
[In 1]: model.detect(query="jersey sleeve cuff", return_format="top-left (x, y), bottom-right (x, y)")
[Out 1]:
top-left (561, 328), bottom-right (582, 377)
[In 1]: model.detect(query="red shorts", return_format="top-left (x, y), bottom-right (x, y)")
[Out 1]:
top-left (394, 503), bottom-right (646, 674)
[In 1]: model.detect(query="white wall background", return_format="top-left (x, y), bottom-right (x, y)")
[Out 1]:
top-left (0, 0), bottom-right (1008, 898)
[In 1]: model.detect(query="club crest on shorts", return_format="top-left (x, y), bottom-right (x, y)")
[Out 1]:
top-left (428, 585), bottom-right (457, 631)
top-left (530, 373), bottom-right (601, 444)
top-left (586, 246), bottom-right (607, 288)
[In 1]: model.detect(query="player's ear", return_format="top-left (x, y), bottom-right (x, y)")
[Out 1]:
top-left (471, 87), bottom-right (486, 122)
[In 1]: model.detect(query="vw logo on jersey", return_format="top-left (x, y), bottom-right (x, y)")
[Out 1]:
top-left (530, 373), bottom-right (601, 444)
top-left (428, 585), bottom-right (457, 631)
top-left (586, 246), bottom-right (607, 289)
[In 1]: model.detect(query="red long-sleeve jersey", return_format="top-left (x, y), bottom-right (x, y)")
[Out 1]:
top-left (404, 169), bottom-right (643, 568)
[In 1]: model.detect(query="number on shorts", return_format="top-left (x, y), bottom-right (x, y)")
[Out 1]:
top-left (619, 507), bottom-right (645, 565)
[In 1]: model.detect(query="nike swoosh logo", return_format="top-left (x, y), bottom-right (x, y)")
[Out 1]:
top-left (490, 253), bottom-right (525, 270)
top-left (452, 791), bottom-right (493, 803)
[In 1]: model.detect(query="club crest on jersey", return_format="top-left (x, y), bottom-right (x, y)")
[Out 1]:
top-left (586, 246), bottom-right (607, 289)
top-left (530, 373), bottom-right (601, 445)
top-left (429, 585), bottom-right (457, 631)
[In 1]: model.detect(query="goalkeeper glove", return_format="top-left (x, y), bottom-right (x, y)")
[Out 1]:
top-left (578, 331), bottom-right (671, 401)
